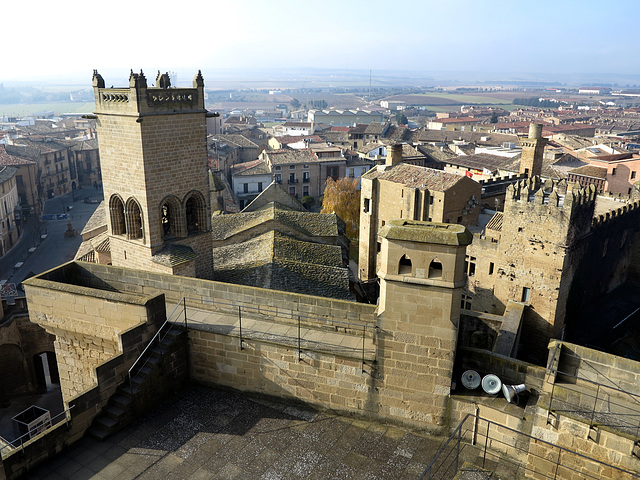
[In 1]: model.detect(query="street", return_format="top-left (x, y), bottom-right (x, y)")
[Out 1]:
top-left (0, 187), bottom-right (103, 297)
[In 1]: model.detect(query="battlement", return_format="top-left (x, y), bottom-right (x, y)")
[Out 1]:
top-left (92, 69), bottom-right (205, 116)
top-left (506, 177), bottom-right (597, 210)
top-left (479, 173), bottom-right (527, 186)
top-left (592, 199), bottom-right (640, 227)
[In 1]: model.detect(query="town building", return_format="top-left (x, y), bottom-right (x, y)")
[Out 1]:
top-left (0, 166), bottom-right (21, 257)
top-left (307, 109), bottom-right (383, 126)
top-left (260, 148), bottom-right (345, 199)
top-left (358, 145), bottom-right (481, 286)
top-left (0, 145), bottom-right (40, 216)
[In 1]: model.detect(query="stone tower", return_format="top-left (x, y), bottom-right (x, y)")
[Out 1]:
top-left (494, 178), bottom-right (596, 352)
top-left (519, 123), bottom-right (547, 178)
top-left (376, 220), bottom-right (472, 425)
top-left (92, 70), bottom-right (213, 278)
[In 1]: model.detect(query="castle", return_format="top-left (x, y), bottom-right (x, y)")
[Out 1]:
top-left (2, 72), bottom-right (640, 479)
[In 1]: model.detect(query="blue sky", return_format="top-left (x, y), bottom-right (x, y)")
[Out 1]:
top-left (3, 0), bottom-right (639, 84)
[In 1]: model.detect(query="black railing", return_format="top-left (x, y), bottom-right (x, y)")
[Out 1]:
top-left (420, 414), bottom-right (640, 479)
top-left (129, 296), bottom-right (376, 374)
top-left (185, 296), bottom-right (374, 371)
top-left (545, 345), bottom-right (640, 440)
top-left (128, 299), bottom-right (187, 385)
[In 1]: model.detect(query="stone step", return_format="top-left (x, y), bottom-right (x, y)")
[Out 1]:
top-left (112, 394), bottom-right (133, 409)
top-left (86, 425), bottom-right (110, 441)
top-left (95, 415), bottom-right (118, 431)
top-left (119, 384), bottom-right (141, 397)
top-left (104, 404), bottom-right (126, 420)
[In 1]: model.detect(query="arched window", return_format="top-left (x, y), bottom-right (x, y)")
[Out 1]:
top-left (398, 254), bottom-right (412, 275)
top-left (428, 258), bottom-right (443, 279)
top-left (109, 195), bottom-right (126, 235)
top-left (184, 191), bottom-right (207, 234)
top-left (125, 197), bottom-right (144, 240)
top-left (160, 195), bottom-right (184, 238)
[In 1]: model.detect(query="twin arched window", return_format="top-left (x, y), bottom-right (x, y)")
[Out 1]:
top-left (110, 195), bottom-right (144, 240)
top-left (161, 190), bottom-right (207, 239)
top-left (397, 255), bottom-right (443, 279)
top-left (110, 191), bottom-right (208, 242)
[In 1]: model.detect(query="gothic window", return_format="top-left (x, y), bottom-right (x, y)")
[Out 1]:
top-left (125, 198), bottom-right (143, 240)
top-left (109, 195), bottom-right (126, 235)
top-left (160, 195), bottom-right (183, 238)
top-left (398, 255), bottom-right (412, 275)
top-left (428, 258), bottom-right (443, 279)
top-left (185, 191), bottom-right (207, 235)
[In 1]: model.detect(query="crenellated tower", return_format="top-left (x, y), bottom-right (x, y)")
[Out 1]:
top-left (494, 178), bottom-right (596, 352)
top-left (519, 123), bottom-right (547, 178)
top-left (92, 70), bottom-right (213, 278)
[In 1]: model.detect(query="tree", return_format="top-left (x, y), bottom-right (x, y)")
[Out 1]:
top-left (395, 111), bottom-right (408, 125)
top-left (290, 98), bottom-right (301, 110)
top-left (321, 177), bottom-right (360, 239)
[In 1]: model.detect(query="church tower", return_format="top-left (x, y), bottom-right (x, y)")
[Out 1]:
top-left (519, 123), bottom-right (547, 178)
top-left (93, 70), bottom-right (212, 278)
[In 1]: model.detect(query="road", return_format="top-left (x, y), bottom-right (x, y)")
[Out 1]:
top-left (0, 187), bottom-right (103, 297)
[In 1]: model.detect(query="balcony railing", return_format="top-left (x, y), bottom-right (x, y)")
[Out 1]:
top-left (288, 178), bottom-right (299, 184)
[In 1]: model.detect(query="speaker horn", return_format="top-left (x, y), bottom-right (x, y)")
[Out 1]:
top-left (461, 370), bottom-right (481, 390)
top-left (481, 374), bottom-right (502, 395)
top-left (502, 384), bottom-right (526, 403)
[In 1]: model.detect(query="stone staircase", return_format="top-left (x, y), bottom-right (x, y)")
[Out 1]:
top-left (87, 328), bottom-right (186, 440)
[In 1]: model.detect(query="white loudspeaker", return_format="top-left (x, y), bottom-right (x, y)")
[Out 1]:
top-left (481, 374), bottom-right (502, 395)
top-left (461, 370), bottom-right (481, 390)
top-left (502, 384), bottom-right (526, 403)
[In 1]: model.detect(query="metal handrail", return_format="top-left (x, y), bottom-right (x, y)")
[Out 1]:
top-left (545, 346), bottom-right (640, 438)
top-left (186, 296), bottom-right (374, 335)
top-left (127, 298), bottom-right (186, 385)
top-left (547, 345), bottom-right (640, 407)
top-left (0, 406), bottom-right (74, 457)
top-left (420, 413), bottom-right (640, 479)
top-left (183, 296), bottom-right (375, 370)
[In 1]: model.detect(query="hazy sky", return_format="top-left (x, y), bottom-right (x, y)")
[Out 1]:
top-left (3, 0), bottom-right (639, 84)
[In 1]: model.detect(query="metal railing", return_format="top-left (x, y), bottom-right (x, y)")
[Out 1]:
top-left (127, 295), bottom-right (376, 385)
top-left (127, 298), bottom-right (187, 385)
top-left (420, 414), bottom-right (640, 479)
top-left (545, 345), bottom-right (640, 440)
top-left (184, 296), bottom-right (375, 372)
top-left (0, 406), bottom-right (74, 458)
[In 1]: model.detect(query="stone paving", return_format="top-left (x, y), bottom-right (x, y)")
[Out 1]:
top-left (25, 385), bottom-right (449, 480)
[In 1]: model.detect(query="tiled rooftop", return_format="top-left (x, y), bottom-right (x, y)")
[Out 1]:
top-left (364, 163), bottom-right (469, 191)
top-left (263, 149), bottom-right (320, 166)
top-left (211, 203), bottom-right (341, 241)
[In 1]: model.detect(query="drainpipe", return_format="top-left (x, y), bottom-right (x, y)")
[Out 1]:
top-left (472, 404), bottom-right (479, 446)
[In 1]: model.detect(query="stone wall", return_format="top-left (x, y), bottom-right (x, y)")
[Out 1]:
top-left (24, 276), bottom-right (166, 402)
top-left (61, 261), bottom-right (376, 329)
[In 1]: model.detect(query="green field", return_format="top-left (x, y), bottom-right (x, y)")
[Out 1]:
top-left (0, 102), bottom-right (95, 117)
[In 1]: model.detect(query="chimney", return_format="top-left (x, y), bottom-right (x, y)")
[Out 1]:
top-left (386, 144), bottom-right (403, 167)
